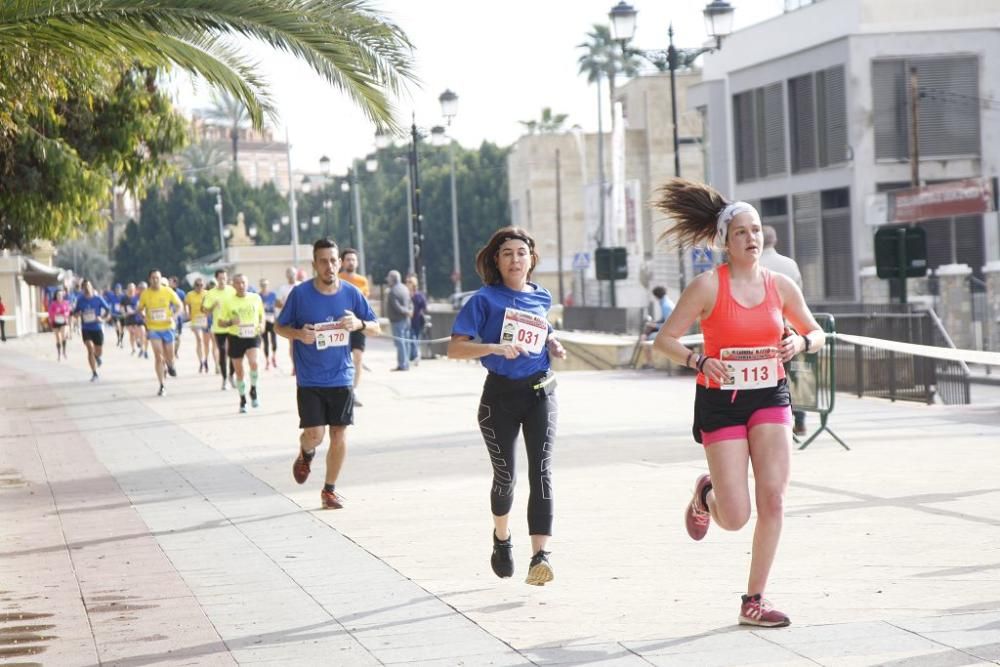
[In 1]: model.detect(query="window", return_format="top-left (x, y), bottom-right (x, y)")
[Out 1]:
top-left (760, 196), bottom-right (791, 255)
top-left (793, 191), bottom-right (823, 300)
top-left (793, 188), bottom-right (854, 300)
top-left (821, 188), bottom-right (854, 300)
top-left (733, 83), bottom-right (787, 183)
top-left (872, 56), bottom-right (980, 160)
top-left (789, 66), bottom-right (848, 173)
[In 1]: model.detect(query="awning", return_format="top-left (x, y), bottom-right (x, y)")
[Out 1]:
top-left (21, 257), bottom-right (64, 287)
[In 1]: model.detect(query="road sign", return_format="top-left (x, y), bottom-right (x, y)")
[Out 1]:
top-left (572, 252), bottom-right (591, 270)
top-left (691, 247), bottom-right (715, 274)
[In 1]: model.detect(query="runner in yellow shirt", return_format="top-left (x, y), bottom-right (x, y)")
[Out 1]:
top-left (217, 273), bottom-right (265, 414)
top-left (184, 277), bottom-right (212, 374)
top-left (201, 269), bottom-right (237, 390)
top-left (136, 269), bottom-right (183, 396)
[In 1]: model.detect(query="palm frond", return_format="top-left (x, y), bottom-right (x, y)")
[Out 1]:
top-left (0, 0), bottom-right (415, 131)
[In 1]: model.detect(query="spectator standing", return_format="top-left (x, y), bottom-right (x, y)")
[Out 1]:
top-left (406, 275), bottom-right (427, 364)
top-left (759, 225), bottom-right (806, 436)
top-left (385, 270), bottom-right (413, 371)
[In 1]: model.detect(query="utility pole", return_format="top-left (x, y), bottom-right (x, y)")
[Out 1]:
top-left (909, 65), bottom-right (920, 187)
top-left (555, 149), bottom-right (565, 304)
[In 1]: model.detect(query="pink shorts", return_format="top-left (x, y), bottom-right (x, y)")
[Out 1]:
top-left (700, 406), bottom-right (793, 445)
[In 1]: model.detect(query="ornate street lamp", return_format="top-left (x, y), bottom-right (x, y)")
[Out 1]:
top-left (609, 1), bottom-right (735, 291)
top-left (439, 88), bottom-right (461, 293)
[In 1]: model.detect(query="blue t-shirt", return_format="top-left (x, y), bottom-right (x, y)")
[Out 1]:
top-left (73, 295), bottom-right (110, 331)
top-left (261, 291), bottom-right (278, 314)
top-left (451, 283), bottom-right (553, 380)
top-left (173, 287), bottom-right (187, 320)
top-left (276, 279), bottom-right (376, 388)
top-left (103, 290), bottom-right (122, 314)
top-left (658, 295), bottom-right (675, 323)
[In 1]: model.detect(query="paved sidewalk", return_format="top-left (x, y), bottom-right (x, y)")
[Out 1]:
top-left (1, 330), bottom-right (999, 666)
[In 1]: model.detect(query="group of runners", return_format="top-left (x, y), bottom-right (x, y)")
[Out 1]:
top-left (47, 268), bottom-right (303, 407)
top-left (439, 178), bottom-right (825, 625)
top-left (41, 177), bottom-right (823, 628)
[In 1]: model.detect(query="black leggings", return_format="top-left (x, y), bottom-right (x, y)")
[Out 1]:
top-left (214, 333), bottom-right (234, 379)
top-left (262, 321), bottom-right (277, 357)
top-left (477, 372), bottom-right (558, 536)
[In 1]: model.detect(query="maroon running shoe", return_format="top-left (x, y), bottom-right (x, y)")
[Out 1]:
top-left (685, 473), bottom-right (712, 541)
top-left (320, 489), bottom-right (344, 510)
top-left (739, 594), bottom-right (791, 627)
top-left (292, 449), bottom-right (315, 485)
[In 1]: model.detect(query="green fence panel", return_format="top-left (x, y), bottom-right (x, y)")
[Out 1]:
top-left (788, 313), bottom-right (849, 450)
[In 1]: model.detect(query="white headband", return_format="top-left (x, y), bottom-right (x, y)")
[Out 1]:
top-left (715, 201), bottom-right (761, 249)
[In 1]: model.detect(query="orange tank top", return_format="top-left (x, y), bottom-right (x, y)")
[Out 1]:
top-left (698, 263), bottom-right (785, 388)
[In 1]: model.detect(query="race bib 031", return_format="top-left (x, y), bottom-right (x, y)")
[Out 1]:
top-left (500, 308), bottom-right (547, 355)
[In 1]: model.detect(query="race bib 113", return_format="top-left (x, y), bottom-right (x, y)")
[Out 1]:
top-left (720, 346), bottom-right (779, 390)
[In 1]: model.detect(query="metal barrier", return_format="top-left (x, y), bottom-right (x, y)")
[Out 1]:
top-left (788, 313), bottom-right (847, 450)
top-left (809, 304), bottom-right (970, 405)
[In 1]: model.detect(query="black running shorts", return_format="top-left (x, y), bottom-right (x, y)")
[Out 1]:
top-left (349, 329), bottom-right (366, 351)
top-left (297, 386), bottom-right (354, 428)
top-left (227, 334), bottom-right (260, 358)
top-left (692, 379), bottom-right (791, 444)
top-left (82, 329), bottom-right (104, 347)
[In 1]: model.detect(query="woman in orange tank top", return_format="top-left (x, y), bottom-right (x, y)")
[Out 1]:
top-left (651, 179), bottom-right (825, 628)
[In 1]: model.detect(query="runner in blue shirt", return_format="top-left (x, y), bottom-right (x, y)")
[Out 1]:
top-left (259, 278), bottom-right (280, 370)
top-left (275, 238), bottom-right (380, 510)
top-left (103, 284), bottom-right (126, 348)
top-left (73, 279), bottom-right (111, 381)
top-left (448, 226), bottom-right (567, 587)
top-left (169, 276), bottom-right (187, 358)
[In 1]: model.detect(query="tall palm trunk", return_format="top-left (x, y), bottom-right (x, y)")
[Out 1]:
top-left (231, 127), bottom-right (239, 173)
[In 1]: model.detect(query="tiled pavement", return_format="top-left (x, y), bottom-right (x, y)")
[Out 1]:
top-left (1, 330), bottom-right (998, 666)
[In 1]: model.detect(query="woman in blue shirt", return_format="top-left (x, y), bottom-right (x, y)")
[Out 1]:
top-left (448, 227), bottom-right (567, 587)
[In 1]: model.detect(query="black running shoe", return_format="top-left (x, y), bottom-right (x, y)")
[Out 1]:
top-left (166, 365), bottom-right (177, 377)
top-left (525, 549), bottom-right (554, 586)
top-left (490, 531), bottom-right (514, 579)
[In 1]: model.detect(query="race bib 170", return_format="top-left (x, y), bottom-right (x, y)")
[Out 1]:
top-left (314, 321), bottom-right (348, 350)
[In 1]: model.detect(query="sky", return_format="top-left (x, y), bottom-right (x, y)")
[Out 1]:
top-left (172, 0), bottom-right (787, 176)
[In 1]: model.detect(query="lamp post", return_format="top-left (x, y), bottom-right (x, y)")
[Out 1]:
top-left (439, 89), bottom-right (461, 294)
top-left (284, 127), bottom-right (301, 266)
top-left (322, 198), bottom-right (333, 238)
top-left (327, 156), bottom-right (377, 276)
top-left (206, 186), bottom-right (226, 263)
top-left (408, 114), bottom-right (428, 292)
top-left (609, 0), bottom-right (735, 291)
top-left (374, 132), bottom-right (414, 274)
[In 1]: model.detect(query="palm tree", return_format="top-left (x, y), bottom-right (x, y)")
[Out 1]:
top-left (179, 139), bottom-right (229, 181)
top-left (202, 90), bottom-right (250, 173)
top-left (577, 24), bottom-right (642, 129)
top-left (519, 108), bottom-right (569, 135)
top-left (0, 0), bottom-right (415, 132)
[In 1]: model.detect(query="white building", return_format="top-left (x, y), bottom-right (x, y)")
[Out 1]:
top-left (689, 0), bottom-right (1000, 302)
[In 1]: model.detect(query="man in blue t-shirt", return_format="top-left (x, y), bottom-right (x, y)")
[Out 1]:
top-left (275, 238), bottom-right (380, 510)
top-left (169, 276), bottom-right (187, 357)
top-left (259, 278), bottom-right (280, 369)
top-left (73, 279), bottom-right (111, 381)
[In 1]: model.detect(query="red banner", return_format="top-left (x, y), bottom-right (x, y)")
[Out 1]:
top-left (888, 178), bottom-right (994, 223)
